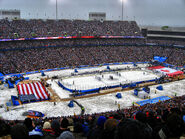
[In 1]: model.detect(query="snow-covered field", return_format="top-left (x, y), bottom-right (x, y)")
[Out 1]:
top-left (0, 64), bottom-right (184, 120)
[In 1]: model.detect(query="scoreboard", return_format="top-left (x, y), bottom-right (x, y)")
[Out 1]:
top-left (89, 12), bottom-right (106, 21)
top-left (0, 9), bottom-right (20, 20)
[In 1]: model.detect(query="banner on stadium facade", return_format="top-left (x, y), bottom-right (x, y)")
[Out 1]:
top-left (0, 36), bottom-right (144, 42)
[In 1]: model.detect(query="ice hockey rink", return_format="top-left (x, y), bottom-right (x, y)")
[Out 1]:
top-left (0, 64), bottom-right (184, 120)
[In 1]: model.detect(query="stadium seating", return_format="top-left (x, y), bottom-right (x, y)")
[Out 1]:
top-left (0, 19), bottom-right (142, 39)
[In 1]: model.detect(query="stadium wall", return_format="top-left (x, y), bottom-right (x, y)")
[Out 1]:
top-left (147, 30), bottom-right (185, 36)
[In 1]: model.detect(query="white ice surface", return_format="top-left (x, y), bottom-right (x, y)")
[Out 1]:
top-left (60, 70), bottom-right (158, 90)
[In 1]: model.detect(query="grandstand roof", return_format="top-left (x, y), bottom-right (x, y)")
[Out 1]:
top-left (140, 26), bottom-right (185, 32)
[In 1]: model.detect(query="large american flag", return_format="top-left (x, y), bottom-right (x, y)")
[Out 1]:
top-left (17, 82), bottom-right (49, 100)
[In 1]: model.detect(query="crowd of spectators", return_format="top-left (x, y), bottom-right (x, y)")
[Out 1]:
top-left (1, 44), bottom-right (184, 74)
top-left (0, 95), bottom-right (184, 139)
top-left (1, 38), bottom-right (185, 50)
top-left (0, 19), bottom-right (185, 75)
top-left (0, 38), bottom-right (146, 49)
top-left (0, 19), bottom-right (141, 39)
top-left (0, 19), bottom-right (185, 139)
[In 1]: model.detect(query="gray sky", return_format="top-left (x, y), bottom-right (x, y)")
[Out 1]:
top-left (0, 0), bottom-right (185, 26)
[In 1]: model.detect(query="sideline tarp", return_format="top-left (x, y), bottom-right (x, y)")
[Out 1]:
top-left (136, 96), bottom-right (171, 106)
top-left (68, 101), bottom-right (74, 107)
top-left (154, 56), bottom-right (167, 63)
top-left (0, 73), bottom-right (4, 77)
top-left (148, 66), bottom-right (184, 77)
top-left (11, 95), bottom-right (20, 106)
top-left (8, 80), bottom-right (14, 88)
top-left (116, 93), bottom-right (122, 98)
top-left (156, 85), bottom-right (163, 91)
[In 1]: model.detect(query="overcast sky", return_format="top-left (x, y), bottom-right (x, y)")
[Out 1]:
top-left (0, 0), bottom-right (185, 26)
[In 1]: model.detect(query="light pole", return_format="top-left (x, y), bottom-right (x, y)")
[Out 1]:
top-left (56, 0), bottom-right (58, 20)
top-left (121, 0), bottom-right (123, 20)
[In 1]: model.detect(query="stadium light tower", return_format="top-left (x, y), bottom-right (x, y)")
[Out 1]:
top-left (120, 0), bottom-right (127, 20)
top-left (56, 0), bottom-right (58, 20)
top-left (121, 0), bottom-right (123, 20)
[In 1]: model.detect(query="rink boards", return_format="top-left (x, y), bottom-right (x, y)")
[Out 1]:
top-left (61, 70), bottom-right (159, 91)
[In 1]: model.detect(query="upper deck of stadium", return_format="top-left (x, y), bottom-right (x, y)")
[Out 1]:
top-left (0, 19), bottom-right (142, 39)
